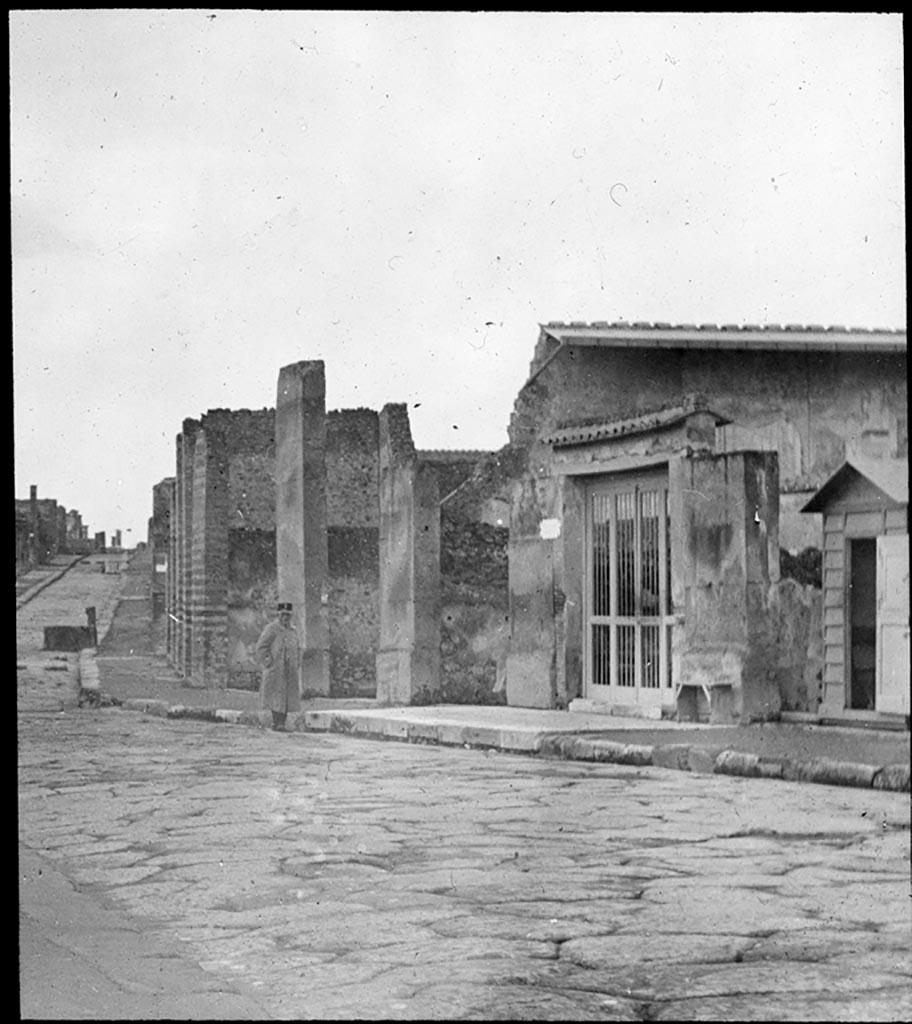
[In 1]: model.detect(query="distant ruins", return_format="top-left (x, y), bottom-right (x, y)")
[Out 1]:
top-left (15, 484), bottom-right (99, 572)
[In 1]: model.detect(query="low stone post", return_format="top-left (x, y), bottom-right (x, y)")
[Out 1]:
top-left (85, 606), bottom-right (98, 647)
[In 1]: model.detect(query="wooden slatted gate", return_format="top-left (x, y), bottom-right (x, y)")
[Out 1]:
top-left (584, 471), bottom-right (674, 709)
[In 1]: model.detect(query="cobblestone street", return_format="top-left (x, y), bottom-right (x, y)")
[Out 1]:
top-left (19, 700), bottom-right (911, 1021)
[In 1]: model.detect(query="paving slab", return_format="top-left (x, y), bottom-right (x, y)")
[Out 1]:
top-left (19, 845), bottom-right (272, 1020)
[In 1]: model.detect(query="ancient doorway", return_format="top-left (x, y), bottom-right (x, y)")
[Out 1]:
top-left (848, 537), bottom-right (877, 710)
top-left (584, 470), bottom-right (674, 709)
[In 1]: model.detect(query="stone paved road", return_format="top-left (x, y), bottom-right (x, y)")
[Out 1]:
top-left (19, 704), bottom-right (911, 1021)
top-left (17, 558), bottom-right (125, 669)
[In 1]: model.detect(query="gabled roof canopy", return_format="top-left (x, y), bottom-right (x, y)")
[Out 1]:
top-left (801, 457), bottom-right (909, 513)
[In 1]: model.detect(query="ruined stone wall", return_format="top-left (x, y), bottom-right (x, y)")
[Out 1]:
top-left (165, 410), bottom-right (278, 688)
top-left (14, 487), bottom-right (68, 561)
top-left (16, 514), bottom-right (30, 572)
top-left (325, 409), bottom-right (380, 696)
top-left (65, 509), bottom-right (83, 548)
top-left (55, 505), bottom-right (68, 553)
top-left (207, 409), bottom-right (277, 690)
top-left (229, 450), bottom-right (275, 532)
top-left (14, 500), bottom-right (34, 570)
top-left (15, 489), bottom-right (49, 570)
top-left (34, 498), bottom-right (66, 560)
top-left (227, 526), bottom-right (277, 688)
top-left (150, 479), bottom-right (173, 606)
top-left (436, 449), bottom-right (516, 704)
top-left (775, 578), bottom-right (824, 713)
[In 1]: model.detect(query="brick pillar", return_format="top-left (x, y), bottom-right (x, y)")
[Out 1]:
top-left (376, 404), bottom-right (441, 705)
top-left (176, 421), bottom-right (200, 677)
top-left (189, 427), bottom-right (229, 687)
top-left (171, 434), bottom-right (183, 670)
top-left (276, 361), bottom-right (330, 695)
top-left (164, 478), bottom-right (177, 658)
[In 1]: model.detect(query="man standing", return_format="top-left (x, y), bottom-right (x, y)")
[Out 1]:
top-left (255, 602), bottom-right (302, 731)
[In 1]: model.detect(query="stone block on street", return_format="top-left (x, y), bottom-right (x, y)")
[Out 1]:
top-left (786, 758), bottom-right (879, 789)
top-left (587, 740), bottom-right (630, 764)
top-left (756, 757), bottom-right (786, 779)
top-left (715, 749), bottom-right (761, 777)
top-left (687, 746), bottom-right (724, 774)
top-left (302, 710), bottom-right (334, 731)
top-left (167, 705), bottom-right (217, 721)
top-left (214, 708), bottom-right (243, 724)
top-left (618, 743), bottom-right (654, 766)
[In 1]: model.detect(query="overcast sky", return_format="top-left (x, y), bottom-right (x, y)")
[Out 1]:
top-left (11, 11), bottom-right (905, 541)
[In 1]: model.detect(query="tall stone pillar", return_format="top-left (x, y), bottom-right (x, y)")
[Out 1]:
top-left (669, 450), bottom-right (781, 723)
top-left (506, 453), bottom-right (560, 708)
top-left (376, 404), bottom-right (441, 705)
top-left (276, 361), bottom-right (330, 695)
top-left (189, 427), bottom-right (229, 687)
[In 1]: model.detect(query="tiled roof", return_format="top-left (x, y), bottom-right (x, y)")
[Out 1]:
top-left (544, 404), bottom-right (730, 448)
top-left (540, 321), bottom-right (906, 353)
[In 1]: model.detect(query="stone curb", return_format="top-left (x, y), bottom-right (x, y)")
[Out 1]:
top-left (107, 702), bottom-right (911, 793)
top-left (16, 557), bottom-right (86, 610)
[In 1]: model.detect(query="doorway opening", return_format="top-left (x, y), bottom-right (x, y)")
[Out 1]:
top-left (584, 470), bottom-right (674, 709)
top-left (848, 537), bottom-right (877, 711)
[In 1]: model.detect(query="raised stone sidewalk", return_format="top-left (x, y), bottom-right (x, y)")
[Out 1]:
top-left (110, 698), bottom-right (911, 793)
top-left (15, 555), bottom-right (86, 609)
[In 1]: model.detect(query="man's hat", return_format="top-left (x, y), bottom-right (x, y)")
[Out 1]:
top-left (277, 602), bottom-right (293, 612)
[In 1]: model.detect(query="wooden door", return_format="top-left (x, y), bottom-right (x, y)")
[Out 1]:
top-left (876, 534), bottom-right (910, 715)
